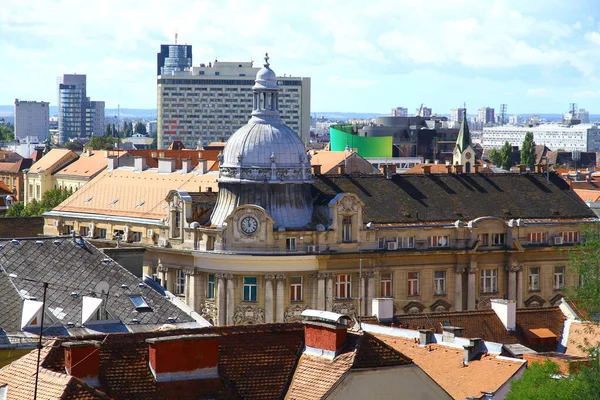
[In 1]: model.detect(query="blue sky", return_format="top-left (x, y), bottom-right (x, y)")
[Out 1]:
top-left (1, 0), bottom-right (600, 114)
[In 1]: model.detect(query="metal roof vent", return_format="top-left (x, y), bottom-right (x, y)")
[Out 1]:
top-left (102, 258), bottom-right (111, 264)
top-left (53, 240), bottom-right (62, 245)
top-left (167, 316), bottom-right (178, 323)
top-left (70, 292), bottom-right (79, 299)
top-left (131, 318), bottom-right (140, 324)
top-left (35, 240), bottom-right (44, 246)
top-left (138, 282), bottom-right (146, 288)
top-left (11, 240), bottom-right (20, 245)
top-left (121, 284), bottom-right (129, 290)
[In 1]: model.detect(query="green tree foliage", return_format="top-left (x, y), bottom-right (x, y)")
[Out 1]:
top-left (566, 226), bottom-right (600, 318)
top-left (134, 122), bottom-right (147, 136)
top-left (500, 141), bottom-right (515, 170)
top-left (105, 124), bottom-right (112, 136)
top-left (87, 135), bottom-right (119, 150)
top-left (0, 124), bottom-right (15, 141)
top-left (488, 148), bottom-right (502, 166)
top-left (64, 141), bottom-right (83, 151)
top-left (521, 132), bottom-right (536, 170)
top-left (5, 187), bottom-right (72, 217)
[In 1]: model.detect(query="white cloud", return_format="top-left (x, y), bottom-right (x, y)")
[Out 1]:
top-left (527, 88), bottom-right (551, 96)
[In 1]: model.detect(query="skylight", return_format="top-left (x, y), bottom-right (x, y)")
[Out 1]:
top-left (130, 295), bottom-right (152, 312)
top-left (137, 201), bottom-right (145, 207)
top-left (109, 199), bottom-right (118, 205)
top-left (84, 197), bottom-right (93, 203)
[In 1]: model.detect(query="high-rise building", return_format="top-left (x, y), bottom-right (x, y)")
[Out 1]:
top-left (157, 44), bottom-right (192, 76)
top-left (14, 99), bottom-right (49, 141)
top-left (57, 74), bottom-right (105, 143)
top-left (157, 55), bottom-right (311, 149)
top-left (577, 109), bottom-right (590, 124)
top-left (450, 108), bottom-right (466, 123)
top-left (415, 106), bottom-right (432, 117)
top-left (391, 107), bottom-right (408, 117)
top-left (477, 107), bottom-right (495, 125)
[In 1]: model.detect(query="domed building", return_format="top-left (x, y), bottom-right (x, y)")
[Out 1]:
top-left (210, 54), bottom-right (313, 229)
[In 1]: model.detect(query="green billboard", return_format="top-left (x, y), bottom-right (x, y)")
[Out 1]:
top-left (330, 125), bottom-right (392, 158)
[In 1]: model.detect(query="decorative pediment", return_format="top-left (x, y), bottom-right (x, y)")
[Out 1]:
top-left (524, 295), bottom-right (546, 308)
top-left (430, 299), bottom-right (452, 313)
top-left (403, 301), bottom-right (425, 314)
top-left (332, 302), bottom-right (357, 317)
top-left (328, 193), bottom-right (364, 215)
top-left (284, 304), bottom-right (309, 322)
top-left (549, 294), bottom-right (564, 306)
top-left (233, 305), bottom-right (265, 325)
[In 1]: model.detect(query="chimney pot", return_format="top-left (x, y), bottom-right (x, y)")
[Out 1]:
top-left (63, 340), bottom-right (101, 387)
top-left (134, 156), bottom-right (147, 173)
top-left (181, 158), bottom-right (192, 173)
top-left (158, 158), bottom-right (175, 174)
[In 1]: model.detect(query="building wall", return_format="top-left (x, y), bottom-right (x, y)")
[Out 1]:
top-left (482, 124), bottom-right (600, 152)
top-left (0, 217), bottom-right (43, 238)
top-left (157, 65), bottom-right (310, 149)
top-left (326, 366), bottom-right (451, 400)
top-left (0, 172), bottom-right (24, 201)
top-left (14, 100), bottom-right (50, 141)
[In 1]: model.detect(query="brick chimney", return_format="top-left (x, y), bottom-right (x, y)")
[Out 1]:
top-left (337, 164), bottom-right (345, 175)
top-left (422, 165), bottom-right (432, 174)
top-left (312, 164), bottom-right (322, 175)
top-left (134, 156), bottom-right (147, 173)
top-left (63, 340), bottom-right (101, 387)
top-left (304, 321), bottom-right (347, 359)
top-left (518, 164), bottom-right (527, 173)
top-left (473, 164), bottom-right (480, 174)
top-left (445, 164), bottom-right (452, 174)
top-left (454, 165), bottom-right (463, 174)
top-left (158, 158), bottom-right (175, 174)
top-left (146, 334), bottom-right (219, 382)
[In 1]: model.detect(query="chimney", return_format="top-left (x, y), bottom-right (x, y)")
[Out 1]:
top-left (422, 165), bottom-right (432, 174)
top-left (372, 298), bottom-right (394, 321)
top-left (198, 159), bottom-right (208, 174)
top-left (312, 164), bottom-right (322, 175)
top-left (473, 164), bottom-right (480, 173)
top-left (146, 334), bottom-right (220, 382)
top-left (337, 164), bottom-right (345, 175)
top-left (463, 338), bottom-right (483, 365)
top-left (419, 329), bottom-right (435, 346)
top-left (518, 164), bottom-right (527, 173)
top-left (134, 156), bottom-right (146, 173)
top-left (380, 165), bottom-right (388, 175)
top-left (389, 164), bottom-right (397, 175)
top-left (454, 165), bottom-right (463, 174)
top-left (442, 326), bottom-right (464, 343)
top-left (181, 159), bottom-right (192, 173)
top-left (535, 164), bottom-right (542, 173)
top-left (158, 158), bottom-right (175, 174)
top-left (107, 156), bottom-right (117, 171)
top-left (491, 299), bottom-right (516, 331)
top-left (63, 340), bottom-right (101, 387)
top-left (445, 164), bottom-right (452, 174)
top-left (304, 320), bottom-right (348, 359)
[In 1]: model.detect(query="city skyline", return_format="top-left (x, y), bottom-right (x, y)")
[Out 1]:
top-left (2, 0), bottom-right (600, 114)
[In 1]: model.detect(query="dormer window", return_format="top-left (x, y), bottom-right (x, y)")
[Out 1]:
top-left (342, 217), bottom-right (352, 242)
top-left (129, 295), bottom-right (152, 312)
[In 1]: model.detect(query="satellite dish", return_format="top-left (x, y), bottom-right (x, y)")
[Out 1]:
top-left (438, 236), bottom-right (448, 246)
top-left (94, 281), bottom-right (110, 296)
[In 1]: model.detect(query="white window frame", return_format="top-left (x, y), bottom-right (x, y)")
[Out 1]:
top-left (243, 276), bottom-right (258, 302)
top-left (377, 237), bottom-right (386, 249)
top-left (207, 274), bottom-right (215, 299)
top-left (98, 228), bottom-right (107, 239)
top-left (175, 269), bottom-right (185, 295)
top-left (342, 217), bottom-right (352, 242)
top-left (528, 232), bottom-right (548, 244)
top-left (79, 226), bottom-right (89, 237)
top-left (561, 231), bottom-right (580, 243)
top-left (480, 269), bottom-right (498, 293)
top-left (554, 266), bottom-right (565, 290)
top-left (491, 233), bottom-right (506, 245)
top-left (478, 233), bottom-right (489, 246)
top-left (430, 235), bottom-right (449, 248)
top-left (286, 237), bottom-right (297, 251)
top-left (132, 231), bottom-right (142, 242)
top-left (398, 236), bottom-right (415, 248)
top-left (335, 274), bottom-right (351, 299)
top-left (434, 271), bottom-right (446, 295)
top-left (290, 276), bottom-right (303, 301)
top-left (380, 272), bottom-right (393, 297)
top-left (408, 272), bottom-right (420, 296)
top-left (529, 267), bottom-right (540, 291)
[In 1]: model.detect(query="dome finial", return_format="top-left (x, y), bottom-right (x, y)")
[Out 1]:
top-left (264, 52), bottom-right (270, 67)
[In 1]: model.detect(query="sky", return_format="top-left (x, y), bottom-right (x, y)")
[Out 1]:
top-left (1, 0), bottom-right (600, 114)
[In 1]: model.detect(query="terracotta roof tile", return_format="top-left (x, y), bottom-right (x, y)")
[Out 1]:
top-left (376, 335), bottom-right (525, 399)
top-left (54, 150), bottom-right (110, 178)
top-left (565, 322), bottom-right (600, 357)
top-left (29, 149), bottom-right (78, 174)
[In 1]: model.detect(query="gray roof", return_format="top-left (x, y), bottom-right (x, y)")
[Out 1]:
top-left (0, 236), bottom-right (196, 339)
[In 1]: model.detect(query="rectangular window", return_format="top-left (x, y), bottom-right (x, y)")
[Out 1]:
top-left (477, 233), bottom-right (489, 246)
top-left (290, 276), bottom-right (303, 301)
top-left (491, 233), bottom-right (506, 245)
top-left (434, 271), bottom-right (446, 295)
top-left (207, 274), bottom-right (215, 299)
top-left (132, 232), bottom-right (142, 242)
top-left (430, 235), bottom-right (449, 247)
top-left (286, 237), bottom-right (296, 251)
top-left (243, 277), bottom-right (258, 301)
top-left (175, 270), bottom-right (185, 295)
top-left (408, 272), bottom-right (420, 296)
top-left (79, 226), bottom-right (89, 237)
top-left (335, 274), bottom-right (351, 299)
top-left (398, 236), bottom-right (415, 248)
top-left (380, 273), bottom-right (393, 297)
top-left (98, 228), bottom-right (107, 239)
top-left (64, 225), bottom-right (73, 234)
top-left (561, 232), bottom-right (580, 243)
top-left (480, 269), bottom-right (498, 293)
top-left (342, 217), bottom-right (352, 242)
top-left (529, 267), bottom-right (540, 291)
top-left (528, 232), bottom-right (548, 244)
top-left (554, 266), bottom-right (565, 290)
top-left (377, 237), bottom-right (386, 249)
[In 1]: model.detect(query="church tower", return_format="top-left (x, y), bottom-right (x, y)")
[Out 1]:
top-left (453, 113), bottom-right (475, 173)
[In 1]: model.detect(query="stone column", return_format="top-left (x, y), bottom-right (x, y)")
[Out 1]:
top-left (167, 269), bottom-right (175, 294)
top-left (359, 274), bottom-right (366, 316)
top-left (326, 274), bottom-right (334, 312)
top-left (517, 267), bottom-right (524, 308)
top-left (276, 275), bottom-right (285, 323)
top-left (226, 274), bottom-right (235, 326)
top-left (184, 269), bottom-right (195, 308)
top-left (157, 260), bottom-right (168, 289)
top-left (310, 274), bottom-right (318, 310)
top-left (467, 262), bottom-right (478, 311)
top-left (194, 272), bottom-right (204, 313)
top-left (506, 263), bottom-right (517, 301)
top-left (317, 273), bottom-right (327, 311)
top-left (454, 267), bottom-right (465, 311)
top-left (361, 272), bottom-right (376, 316)
top-left (264, 275), bottom-right (275, 323)
top-left (216, 273), bottom-right (226, 326)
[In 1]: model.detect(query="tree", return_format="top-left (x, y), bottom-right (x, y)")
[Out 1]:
top-left (4, 187), bottom-right (73, 217)
top-left (488, 148), bottom-right (502, 166)
top-left (565, 226), bottom-right (600, 317)
top-left (500, 141), bottom-right (515, 170)
top-left (64, 141), bottom-right (83, 151)
top-left (0, 125), bottom-right (14, 141)
top-left (5, 202), bottom-right (24, 217)
top-left (521, 132), bottom-right (536, 170)
top-left (134, 122), bottom-right (147, 136)
top-left (87, 135), bottom-right (119, 150)
top-left (105, 124), bottom-right (112, 136)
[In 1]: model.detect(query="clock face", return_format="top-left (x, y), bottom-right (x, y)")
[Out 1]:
top-left (465, 152), bottom-right (472, 160)
top-left (240, 216), bottom-right (258, 235)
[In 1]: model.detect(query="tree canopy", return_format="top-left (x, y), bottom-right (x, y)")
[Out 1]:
top-left (500, 141), bottom-right (515, 170)
top-left (488, 148), bottom-right (502, 166)
top-left (134, 122), bottom-right (147, 136)
top-left (521, 132), bottom-right (536, 170)
top-left (87, 135), bottom-right (119, 150)
top-left (0, 124), bottom-right (15, 141)
top-left (5, 187), bottom-right (73, 217)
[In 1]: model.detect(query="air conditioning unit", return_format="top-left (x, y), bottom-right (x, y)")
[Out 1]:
top-left (387, 242), bottom-right (398, 251)
top-left (147, 229), bottom-right (154, 237)
top-left (88, 223), bottom-right (95, 237)
top-left (158, 238), bottom-right (168, 247)
top-left (307, 245), bottom-right (315, 252)
top-left (554, 236), bottom-right (564, 245)
top-left (123, 226), bottom-right (129, 233)
top-left (53, 220), bottom-right (60, 227)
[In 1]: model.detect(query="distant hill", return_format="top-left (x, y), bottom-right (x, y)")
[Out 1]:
top-left (0, 105), bottom-right (157, 120)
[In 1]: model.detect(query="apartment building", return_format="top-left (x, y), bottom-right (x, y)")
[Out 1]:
top-left (482, 123), bottom-right (600, 151)
top-left (14, 99), bottom-right (50, 141)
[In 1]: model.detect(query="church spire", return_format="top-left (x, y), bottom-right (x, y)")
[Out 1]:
top-left (455, 112), bottom-right (472, 153)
